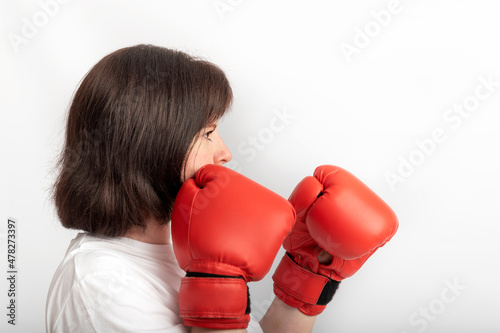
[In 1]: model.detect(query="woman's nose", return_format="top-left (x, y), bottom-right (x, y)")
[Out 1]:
top-left (213, 130), bottom-right (232, 165)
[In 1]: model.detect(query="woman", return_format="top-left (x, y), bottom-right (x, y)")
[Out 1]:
top-left (46, 44), bottom-right (321, 333)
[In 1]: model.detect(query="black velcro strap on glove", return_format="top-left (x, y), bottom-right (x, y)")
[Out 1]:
top-left (317, 278), bottom-right (340, 305)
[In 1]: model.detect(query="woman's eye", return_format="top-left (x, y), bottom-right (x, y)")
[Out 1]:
top-left (203, 130), bottom-right (214, 141)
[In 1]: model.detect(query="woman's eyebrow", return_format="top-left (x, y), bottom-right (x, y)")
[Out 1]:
top-left (206, 123), bottom-right (217, 130)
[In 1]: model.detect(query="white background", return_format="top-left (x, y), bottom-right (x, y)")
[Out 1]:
top-left (1, 0), bottom-right (500, 332)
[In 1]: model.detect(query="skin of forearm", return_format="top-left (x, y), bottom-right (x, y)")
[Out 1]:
top-left (259, 250), bottom-right (332, 332)
top-left (259, 297), bottom-right (317, 333)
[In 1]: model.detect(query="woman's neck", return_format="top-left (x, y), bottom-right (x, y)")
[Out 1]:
top-left (124, 219), bottom-right (171, 244)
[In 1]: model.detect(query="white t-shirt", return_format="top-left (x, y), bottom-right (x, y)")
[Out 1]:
top-left (46, 232), bottom-right (263, 333)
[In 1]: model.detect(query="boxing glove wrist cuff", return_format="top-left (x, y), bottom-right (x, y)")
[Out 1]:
top-left (272, 253), bottom-right (340, 315)
top-left (178, 273), bottom-right (250, 329)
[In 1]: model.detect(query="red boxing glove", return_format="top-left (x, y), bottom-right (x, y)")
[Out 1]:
top-left (273, 165), bottom-right (399, 315)
top-left (172, 165), bottom-right (296, 329)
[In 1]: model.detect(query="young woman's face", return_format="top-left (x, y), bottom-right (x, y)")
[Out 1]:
top-left (182, 123), bottom-right (232, 182)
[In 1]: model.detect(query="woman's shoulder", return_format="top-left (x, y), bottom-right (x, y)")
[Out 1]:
top-left (47, 232), bottom-right (188, 333)
top-left (55, 232), bottom-right (183, 290)
top-left (57, 233), bottom-right (131, 277)
top-left (48, 232), bottom-right (184, 311)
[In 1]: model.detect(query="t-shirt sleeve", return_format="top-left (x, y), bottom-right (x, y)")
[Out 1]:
top-left (51, 271), bottom-right (188, 333)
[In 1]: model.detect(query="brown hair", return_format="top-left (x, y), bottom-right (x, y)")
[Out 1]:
top-left (52, 44), bottom-right (232, 237)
